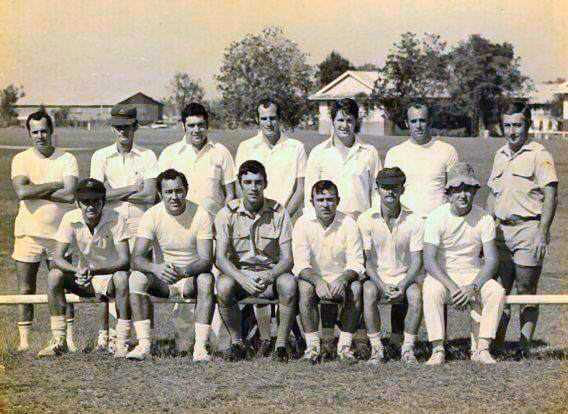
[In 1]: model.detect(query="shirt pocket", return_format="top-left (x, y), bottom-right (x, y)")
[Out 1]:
top-left (257, 225), bottom-right (280, 256)
top-left (232, 226), bottom-right (251, 254)
top-left (511, 162), bottom-right (534, 179)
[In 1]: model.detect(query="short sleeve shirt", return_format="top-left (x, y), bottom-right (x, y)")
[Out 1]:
top-left (158, 138), bottom-right (236, 215)
top-left (235, 132), bottom-right (307, 207)
top-left (488, 141), bottom-right (557, 221)
top-left (384, 138), bottom-right (458, 217)
top-left (305, 137), bottom-right (381, 218)
top-left (215, 198), bottom-right (292, 269)
top-left (424, 204), bottom-right (495, 280)
top-left (357, 205), bottom-right (424, 281)
top-left (12, 148), bottom-right (79, 238)
top-left (137, 201), bottom-right (213, 268)
top-left (56, 208), bottom-right (128, 269)
top-left (292, 211), bottom-right (364, 282)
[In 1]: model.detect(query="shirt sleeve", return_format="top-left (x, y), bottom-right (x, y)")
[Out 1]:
top-left (62, 153), bottom-right (79, 178)
top-left (142, 150), bottom-right (159, 180)
top-left (195, 207), bottom-right (214, 240)
top-left (446, 145), bottom-right (459, 172)
top-left (292, 218), bottom-right (311, 276)
top-left (480, 214), bottom-right (496, 243)
top-left (112, 214), bottom-right (130, 243)
top-left (214, 207), bottom-right (231, 246)
top-left (11, 153), bottom-right (27, 179)
top-left (383, 148), bottom-right (395, 169)
top-left (234, 143), bottom-right (246, 174)
top-left (304, 150), bottom-right (320, 207)
top-left (220, 145), bottom-right (237, 185)
top-left (90, 150), bottom-right (105, 181)
top-left (410, 215), bottom-right (425, 252)
top-left (296, 144), bottom-right (308, 178)
top-left (55, 213), bottom-right (74, 244)
top-left (424, 210), bottom-right (443, 246)
top-left (278, 209), bottom-right (293, 245)
top-left (344, 218), bottom-right (365, 276)
top-left (356, 213), bottom-right (373, 251)
top-left (487, 152), bottom-right (503, 193)
top-left (137, 209), bottom-right (155, 240)
top-left (535, 149), bottom-right (558, 188)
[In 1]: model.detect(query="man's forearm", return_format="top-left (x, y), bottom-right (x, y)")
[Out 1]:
top-left (426, 262), bottom-right (458, 291)
top-left (540, 185), bottom-right (558, 234)
top-left (132, 255), bottom-right (160, 276)
top-left (127, 191), bottom-right (156, 205)
top-left (53, 256), bottom-right (78, 274)
top-left (266, 258), bottom-right (293, 283)
top-left (181, 258), bottom-right (213, 278)
top-left (91, 258), bottom-right (130, 276)
top-left (105, 186), bottom-right (138, 202)
top-left (45, 189), bottom-right (75, 203)
top-left (298, 269), bottom-right (321, 286)
top-left (16, 182), bottom-right (62, 200)
top-left (400, 258), bottom-right (423, 288)
top-left (285, 185), bottom-right (304, 218)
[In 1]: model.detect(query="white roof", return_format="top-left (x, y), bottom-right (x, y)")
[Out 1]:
top-left (527, 82), bottom-right (568, 104)
top-left (309, 71), bottom-right (380, 100)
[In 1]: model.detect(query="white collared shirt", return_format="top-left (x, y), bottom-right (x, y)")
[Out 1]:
top-left (292, 210), bottom-right (364, 282)
top-left (158, 137), bottom-right (236, 215)
top-left (357, 204), bottom-right (424, 281)
top-left (235, 132), bottom-right (307, 207)
top-left (90, 143), bottom-right (158, 234)
top-left (384, 138), bottom-right (458, 218)
top-left (305, 137), bottom-right (381, 219)
top-left (55, 208), bottom-right (128, 269)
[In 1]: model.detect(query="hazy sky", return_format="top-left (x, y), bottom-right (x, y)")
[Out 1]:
top-left (1, 0), bottom-right (566, 104)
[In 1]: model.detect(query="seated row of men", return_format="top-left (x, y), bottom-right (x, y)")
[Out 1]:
top-left (37, 159), bottom-right (505, 366)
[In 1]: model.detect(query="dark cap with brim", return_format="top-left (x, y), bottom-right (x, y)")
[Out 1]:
top-left (445, 162), bottom-right (480, 189)
top-left (110, 105), bottom-right (137, 126)
top-left (76, 178), bottom-right (106, 200)
top-left (377, 167), bottom-right (406, 187)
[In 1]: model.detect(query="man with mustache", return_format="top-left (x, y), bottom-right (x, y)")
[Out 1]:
top-left (487, 102), bottom-right (558, 357)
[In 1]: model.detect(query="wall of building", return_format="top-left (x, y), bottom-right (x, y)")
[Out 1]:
top-left (317, 102), bottom-right (392, 136)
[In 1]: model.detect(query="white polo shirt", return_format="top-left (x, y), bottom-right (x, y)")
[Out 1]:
top-left (357, 205), bottom-right (424, 282)
top-left (305, 137), bottom-right (381, 219)
top-left (90, 143), bottom-right (158, 235)
top-left (235, 132), bottom-right (307, 207)
top-left (384, 138), bottom-right (458, 217)
top-left (55, 208), bottom-right (128, 269)
top-left (424, 203), bottom-right (495, 282)
top-left (158, 137), bottom-right (236, 215)
top-left (137, 201), bottom-right (213, 268)
top-left (292, 210), bottom-right (364, 282)
top-left (12, 148), bottom-right (79, 239)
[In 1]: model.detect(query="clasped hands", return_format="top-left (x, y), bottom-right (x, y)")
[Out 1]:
top-left (315, 277), bottom-right (348, 301)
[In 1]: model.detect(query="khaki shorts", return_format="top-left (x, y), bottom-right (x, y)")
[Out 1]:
top-left (168, 277), bottom-right (197, 302)
top-left (91, 275), bottom-right (113, 299)
top-left (497, 220), bottom-right (543, 267)
top-left (12, 235), bottom-right (57, 263)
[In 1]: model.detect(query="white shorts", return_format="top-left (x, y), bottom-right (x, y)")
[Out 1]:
top-left (168, 277), bottom-right (194, 302)
top-left (12, 235), bottom-right (57, 263)
top-left (379, 274), bottom-right (405, 286)
top-left (91, 275), bottom-right (113, 299)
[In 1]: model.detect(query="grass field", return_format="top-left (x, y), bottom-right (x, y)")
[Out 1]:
top-left (0, 126), bottom-right (567, 413)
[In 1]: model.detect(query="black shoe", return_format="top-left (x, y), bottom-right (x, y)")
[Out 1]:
top-left (257, 339), bottom-right (273, 357)
top-left (321, 340), bottom-right (337, 362)
top-left (272, 346), bottom-right (289, 362)
top-left (353, 340), bottom-right (372, 360)
top-left (223, 343), bottom-right (247, 361)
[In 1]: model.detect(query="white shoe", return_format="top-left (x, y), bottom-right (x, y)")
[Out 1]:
top-left (93, 331), bottom-right (109, 353)
top-left (367, 346), bottom-right (385, 365)
top-left (107, 330), bottom-right (117, 354)
top-left (192, 347), bottom-right (211, 362)
top-left (471, 349), bottom-right (496, 364)
top-left (302, 346), bottom-right (321, 364)
top-left (17, 344), bottom-right (30, 352)
top-left (337, 345), bottom-right (357, 365)
top-left (37, 336), bottom-right (68, 357)
top-left (126, 344), bottom-right (151, 360)
top-left (67, 338), bottom-right (79, 353)
top-left (113, 339), bottom-right (130, 358)
top-left (425, 349), bottom-right (445, 366)
top-left (401, 347), bottom-right (418, 364)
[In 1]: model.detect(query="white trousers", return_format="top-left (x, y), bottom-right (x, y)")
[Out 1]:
top-left (423, 276), bottom-right (505, 342)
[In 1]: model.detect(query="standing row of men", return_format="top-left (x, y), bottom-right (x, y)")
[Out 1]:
top-left (12, 97), bottom-right (557, 364)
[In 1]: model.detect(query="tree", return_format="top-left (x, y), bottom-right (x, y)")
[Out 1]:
top-left (168, 72), bottom-right (205, 115)
top-left (448, 34), bottom-right (531, 135)
top-left (316, 51), bottom-right (354, 87)
top-left (53, 107), bottom-right (71, 127)
top-left (0, 84), bottom-right (25, 126)
top-left (216, 26), bottom-right (314, 129)
top-left (370, 32), bottom-right (449, 128)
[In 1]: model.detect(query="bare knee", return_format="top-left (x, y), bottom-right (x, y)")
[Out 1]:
top-left (298, 280), bottom-right (316, 304)
top-left (216, 275), bottom-right (237, 305)
top-left (113, 271), bottom-right (129, 294)
top-left (197, 273), bottom-right (214, 296)
top-left (405, 284), bottom-right (422, 310)
top-left (348, 280), bottom-right (362, 304)
top-left (276, 273), bottom-right (298, 304)
top-left (363, 280), bottom-right (379, 304)
top-left (129, 271), bottom-right (150, 295)
top-left (47, 269), bottom-right (65, 291)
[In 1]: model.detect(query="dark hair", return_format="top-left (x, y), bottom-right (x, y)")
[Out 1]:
top-left (238, 160), bottom-right (267, 184)
top-left (181, 102), bottom-right (209, 125)
top-left (330, 98), bottom-right (360, 134)
top-left (376, 167), bottom-right (406, 187)
top-left (156, 169), bottom-right (189, 194)
top-left (26, 110), bottom-right (54, 133)
top-left (406, 101), bottom-right (429, 119)
top-left (311, 180), bottom-right (339, 201)
top-left (257, 96), bottom-right (283, 119)
top-left (502, 101), bottom-right (531, 124)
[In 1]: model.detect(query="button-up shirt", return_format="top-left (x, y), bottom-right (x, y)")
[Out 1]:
top-left (55, 208), bottom-right (128, 270)
top-left (215, 198), bottom-right (292, 269)
top-left (357, 205), bottom-right (424, 281)
top-left (292, 210), bottom-right (364, 282)
top-left (90, 144), bottom-right (158, 235)
top-left (235, 132), bottom-right (307, 207)
top-left (489, 141), bottom-right (557, 221)
top-left (305, 137), bottom-right (381, 219)
top-left (158, 137), bottom-right (236, 215)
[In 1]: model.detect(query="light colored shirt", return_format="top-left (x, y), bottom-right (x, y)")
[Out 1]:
top-left (292, 210), bottom-right (364, 282)
top-left (90, 143), bottom-right (158, 236)
top-left (12, 148), bottom-right (79, 238)
top-left (305, 137), bottom-right (381, 219)
top-left (137, 201), bottom-right (213, 268)
top-left (357, 205), bottom-right (424, 281)
top-left (158, 137), bottom-right (236, 215)
top-left (56, 208), bottom-right (128, 269)
top-left (215, 198), bottom-right (292, 269)
top-left (424, 203), bottom-right (495, 280)
top-left (488, 141), bottom-right (557, 221)
top-left (235, 132), bottom-right (307, 207)
top-left (384, 138), bottom-right (458, 217)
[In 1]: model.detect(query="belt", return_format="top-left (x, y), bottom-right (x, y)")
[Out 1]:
top-left (498, 215), bottom-right (540, 226)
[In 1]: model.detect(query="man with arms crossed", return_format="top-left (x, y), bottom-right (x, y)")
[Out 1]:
top-left (90, 105), bottom-right (158, 352)
top-left (294, 180), bottom-right (364, 364)
top-left (215, 160), bottom-right (297, 362)
top-left (128, 169), bottom-right (215, 361)
top-left (423, 163), bottom-right (505, 365)
top-left (383, 102), bottom-right (459, 351)
top-left (235, 96), bottom-right (307, 354)
top-left (487, 102), bottom-right (558, 356)
top-left (11, 110), bottom-right (78, 352)
top-left (358, 168), bottom-right (424, 364)
top-left (37, 179), bottom-right (131, 357)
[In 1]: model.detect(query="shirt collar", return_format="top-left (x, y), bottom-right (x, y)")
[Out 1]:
top-left (236, 198), bottom-right (276, 218)
top-left (179, 135), bottom-right (214, 154)
top-left (370, 203), bottom-right (412, 224)
top-left (254, 131), bottom-right (288, 150)
top-left (500, 140), bottom-right (538, 158)
top-left (110, 143), bottom-right (144, 157)
top-left (324, 136), bottom-right (364, 155)
top-left (70, 209), bottom-right (113, 231)
top-left (307, 208), bottom-right (344, 232)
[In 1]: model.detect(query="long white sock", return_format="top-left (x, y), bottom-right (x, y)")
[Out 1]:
top-left (254, 305), bottom-right (272, 340)
top-left (66, 319), bottom-right (75, 341)
top-left (134, 320), bottom-right (151, 349)
top-left (367, 332), bottom-right (383, 351)
top-left (304, 332), bottom-right (320, 351)
top-left (402, 332), bottom-right (416, 351)
top-left (51, 316), bottom-right (66, 338)
top-left (194, 323), bottom-right (210, 352)
top-left (116, 319), bottom-right (131, 342)
top-left (337, 331), bottom-right (353, 350)
top-left (477, 338), bottom-right (491, 351)
top-left (18, 322), bottom-right (31, 347)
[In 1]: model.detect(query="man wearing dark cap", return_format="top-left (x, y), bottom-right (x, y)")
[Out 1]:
top-left (38, 179), bottom-right (131, 357)
top-left (423, 163), bottom-right (505, 365)
top-left (357, 168), bottom-right (424, 364)
top-left (89, 104), bottom-right (158, 351)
